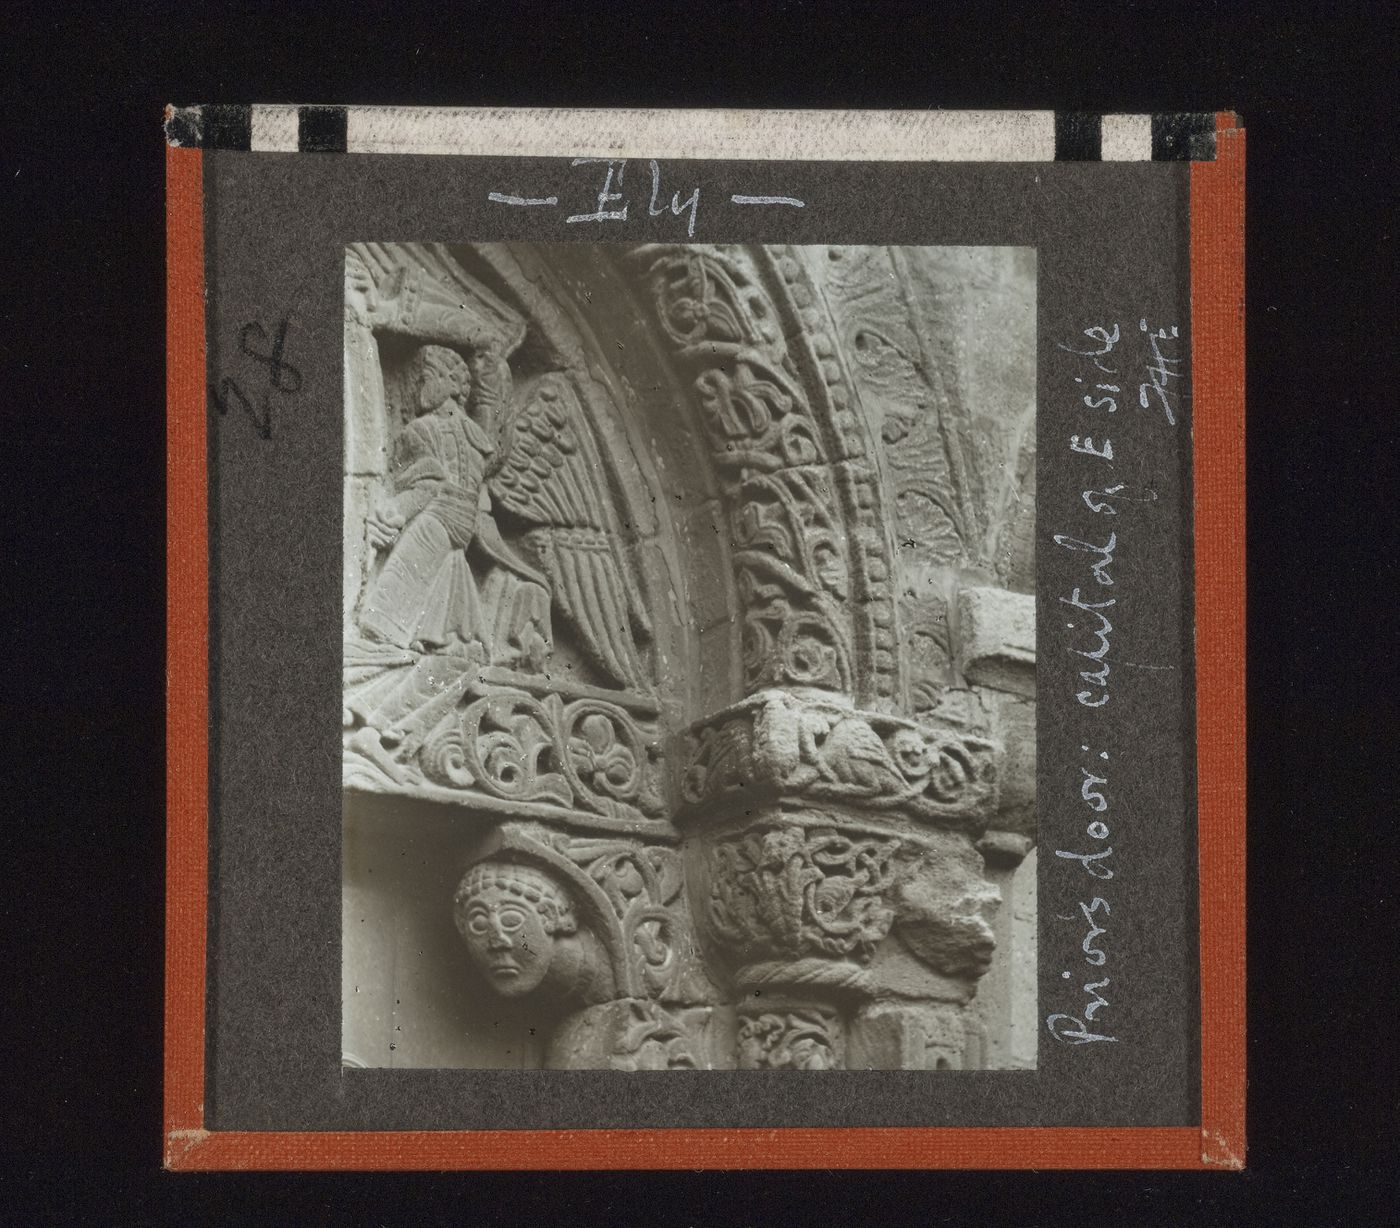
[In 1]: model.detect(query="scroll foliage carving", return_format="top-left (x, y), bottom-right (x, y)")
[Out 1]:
top-left (681, 690), bottom-right (1001, 829)
top-left (342, 243), bottom-right (1032, 1072)
top-left (541, 831), bottom-right (702, 1002)
top-left (344, 247), bottom-right (668, 828)
top-left (665, 818), bottom-right (999, 1021)
top-left (347, 665), bottom-right (666, 823)
top-left (707, 827), bottom-right (900, 967)
top-left (737, 1008), bottom-right (842, 1070)
top-left (617, 244), bottom-right (898, 704)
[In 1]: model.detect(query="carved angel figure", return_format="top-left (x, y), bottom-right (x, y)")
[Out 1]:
top-left (358, 337), bottom-right (651, 692)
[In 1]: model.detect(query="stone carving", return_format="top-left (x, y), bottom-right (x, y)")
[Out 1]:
top-left (347, 244), bottom-right (526, 352)
top-left (816, 245), bottom-right (1036, 579)
top-left (601, 1001), bottom-right (702, 1070)
top-left (454, 860), bottom-right (612, 1005)
top-left (344, 243), bottom-right (1037, 1072)
top-left (618, 244), bottom-right (897, 704)
top-left (345, 665), bottom-right (665, 822)
top-left (696, 816), bottom-right (1004, 993)
top-left (707, 826), bottom-right (900, 977)
top-left (768, 246), bottom-right (903, 709)
top-left (869, 834), bottom-right (1003, 993)
top-left (457, 825), bottom-right (712, 1005)
top-left (549, 1000), bottom-right (715, 1070)
top-left (809, 244), bottom-right (1035, 714)
top-left (686, 818), bottom-right (1006, 1071)
top-left (848, 1001), bottom-right (968, 1071)
top-left (344, 248), bottom-right (663, 825)
top-left (737, 1008), bottom-right (842, 1070)
top-left (543, 832), bottom-right (703, 1002)
top-left (680, 690), bottom-right (1000, 829)
top-left (352, 336), bottom-right (650, 686)
top-left (732, 468), bottom-right (854, 694)
top-left (453, 826), bottom-right (720, 1068)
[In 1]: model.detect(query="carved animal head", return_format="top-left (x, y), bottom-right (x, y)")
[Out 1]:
top-left (891, 843), bottom-right (1001, 979)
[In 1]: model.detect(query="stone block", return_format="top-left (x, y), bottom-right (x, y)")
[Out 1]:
top-left (957, 586), bottom-right (1036, 697)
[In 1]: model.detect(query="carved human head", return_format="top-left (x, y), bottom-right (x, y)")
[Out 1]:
top-left (411, 344), bottom-right (471, 416)
top-left (454, 860), bottom-right (577, 997)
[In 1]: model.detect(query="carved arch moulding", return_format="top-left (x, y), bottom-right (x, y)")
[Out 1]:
top-left (341, 242), bottom-right (1037, 1072)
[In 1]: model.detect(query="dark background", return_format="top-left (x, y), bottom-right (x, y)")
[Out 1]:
top-left (6, 0), bottom-right (1394, 1222)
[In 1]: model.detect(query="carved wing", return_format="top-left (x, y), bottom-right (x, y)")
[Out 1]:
top-left (489, 372), bottom-right (652, 691)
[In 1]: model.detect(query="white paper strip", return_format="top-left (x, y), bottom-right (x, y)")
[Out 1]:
top-left (341, 107), bottom-right (1057, 162)
top-left (250, 104), bottom-right (300, 154)
top-left (1100, 114), bottom-right (1154, 162)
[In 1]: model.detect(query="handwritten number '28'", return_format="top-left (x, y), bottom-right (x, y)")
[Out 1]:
top-left (239, 319), bottom-right (302, 393)
top-left (209, 376), bottom-right (271, 440)
top-left (210, 316), bottom-right (302, 440)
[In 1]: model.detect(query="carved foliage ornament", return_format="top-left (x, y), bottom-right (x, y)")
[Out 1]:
top-left (737, 1008), bottom-right (841, 1070)
top-left (680, 690), bottom-right (1001, 830)
top-left (698, 819), bottom-right (1004, 1042)
top-left (617, 244), bottom-right (897, 702)
top-left (345, 248), bottom-right (663, 826)
top-left (604, 1001), bottom-right (701, 1070)
top-left (341, 244), bottom-right (1030, 1071)
top-left (346, 660), bottom-right (665, 822)
top-left (554, 832), bottom-right (699, 1001)
top-left (550, 999), bottom-right (706, 1071)
top-left (707, 827), bottom-right (899, 973)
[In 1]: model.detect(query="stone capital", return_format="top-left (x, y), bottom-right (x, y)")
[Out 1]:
top-left (677, 688), bottom-right (1002, 834)
top-left (687, 806), bottom-right (1002, 1010)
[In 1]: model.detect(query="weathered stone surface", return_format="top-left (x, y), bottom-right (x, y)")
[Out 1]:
top-left (679, 689), bottom-right (1001, 832)
top-left (956, 586), bottom-right (1037, 698)
top-left (848, 1000), bottom-right (970, 1071)
top-left (548, 1000), bottom-right (733, 1071)
top-left (738, 1007), bottom-right (843, 1070)
top-left (342, 242), bottom-right (1036, 1070)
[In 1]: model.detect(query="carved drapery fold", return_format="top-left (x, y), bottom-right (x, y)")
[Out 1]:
top-left (342, 244), bottom-right (669, 835)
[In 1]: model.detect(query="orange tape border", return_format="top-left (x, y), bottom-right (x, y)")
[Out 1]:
top-left (164, 118), bottom-right (1245, 1170)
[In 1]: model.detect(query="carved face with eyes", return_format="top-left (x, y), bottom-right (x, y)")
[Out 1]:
top-left (454, 862), bottom-right (575, 998)
top-left (412, 345), bottom-right (471, 417)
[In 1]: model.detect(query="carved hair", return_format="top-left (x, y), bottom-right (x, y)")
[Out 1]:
top-left (410, 344), bottom-right (471, 408)
top-left (454, 860), bottom-right (578, 936)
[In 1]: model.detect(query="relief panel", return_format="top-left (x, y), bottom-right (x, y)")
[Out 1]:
top-left (342, 243), bottom-right (1037, 1072)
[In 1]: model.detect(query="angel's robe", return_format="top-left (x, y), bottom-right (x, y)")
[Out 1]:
top-left (359, 408), bottom-right (494, 650)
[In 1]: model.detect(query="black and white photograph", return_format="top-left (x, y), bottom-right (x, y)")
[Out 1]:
top-left (339, 241), bottom-right (1037, 1072)
top-left (8, 0), bottom-right (1396, 1209)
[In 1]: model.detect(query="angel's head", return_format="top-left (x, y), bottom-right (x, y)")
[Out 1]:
top-left (409, 345), bottom-right (471, 417)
